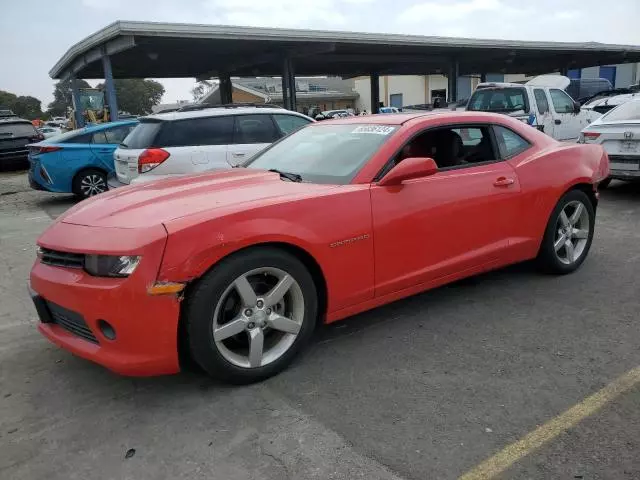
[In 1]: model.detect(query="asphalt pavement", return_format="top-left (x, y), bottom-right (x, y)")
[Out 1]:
top-left (1, 171), bottom-right (639, 480)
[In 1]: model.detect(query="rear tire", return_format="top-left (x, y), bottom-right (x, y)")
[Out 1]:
top-left (537, 189), bottom-right (595, 274)
top-left (184, 248), bottom-right (318, 384)
top-left (72, 168), bottom-right (108, 199)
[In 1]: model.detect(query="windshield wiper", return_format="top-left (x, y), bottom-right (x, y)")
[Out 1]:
top-left (269, 169), bottom-right (302, 182)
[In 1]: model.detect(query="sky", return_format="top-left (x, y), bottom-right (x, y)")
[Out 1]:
top-left (1, 0), bottom-right (640, 109)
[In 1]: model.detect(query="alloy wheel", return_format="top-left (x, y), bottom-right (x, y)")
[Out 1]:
top-left (80, 174), bottom-right (107, 197)
top-left (554, 200), bottom-right (590, 265)
top-left (212, 267), bottom-right (305, 369)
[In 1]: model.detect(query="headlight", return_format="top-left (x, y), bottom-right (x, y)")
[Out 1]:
top-left (84, 255), bottom-right (141, 277)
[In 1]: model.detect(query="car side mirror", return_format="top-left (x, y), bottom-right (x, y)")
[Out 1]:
top-left (378, 157), bottom-right (438, 186)
top-left (573, 101), bottom-right (581, 114)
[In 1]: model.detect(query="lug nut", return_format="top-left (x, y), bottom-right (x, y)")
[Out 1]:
top-left (247, 322), bottom-right (256, 329)
top-left (244, 309), bottom-right (252, 316)
top-left (256, 300), bottom-right (264, 308)
top-left (266, 308), bottom-right (272, 315)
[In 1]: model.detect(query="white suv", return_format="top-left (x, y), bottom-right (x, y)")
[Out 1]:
top-left (109, 105), bottom-right (313, 186)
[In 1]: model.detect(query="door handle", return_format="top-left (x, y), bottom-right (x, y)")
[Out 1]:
top-left (494, 177), bottom-right (515, 187)
top-left (554, 119), bottom-right (562, 125)
top-left (231, 152), bottom-right (246, 157)
top-left (98, 149), bottom-right (111, 153)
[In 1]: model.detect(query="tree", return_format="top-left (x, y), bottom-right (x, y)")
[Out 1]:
top-left (191, 80), bottom-right (214, 101)
top-left (47, 78), bottom-right (91, 117)
top-left (0, 90), bottom-right (44, 120)
top-left (96, 79), bottom-right (165, 115)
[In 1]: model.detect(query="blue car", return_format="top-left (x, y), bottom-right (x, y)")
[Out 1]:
top-left (28, 120), bottom-right (138, 198)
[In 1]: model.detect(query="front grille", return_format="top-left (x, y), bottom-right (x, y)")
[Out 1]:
top-left (47, 301), bottom-right (99, 344)
top-left (40, 247), bottom-right (85, 269)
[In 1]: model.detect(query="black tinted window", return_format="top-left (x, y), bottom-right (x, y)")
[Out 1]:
top-left (105, 125), bottom-right (135, 144)
top-left (0, 122), bottom-right (37, 138)
top-left (91, 131), bottom-right (108, 144)
top-left (533, 89), bottom-right (549, 114)
top-left (272, 114), bottom-right (311, 136)
top-left (234, 115), bottom-right (279, 144)
top-left (122, 121), bottom-right (163, 149)
top-left (156, 116), bottom-right (234, 147)
top-left (63, 133), bottom-right (92, 144)
top-left (494, 126), bottom-right (530, 158)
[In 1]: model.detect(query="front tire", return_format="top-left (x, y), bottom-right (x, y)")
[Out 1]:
top-left (184, 248), bottom-right (318, 384)
top-left (537, 189), bottom-right (595, 274)
top-left (72, 168), bottom-right (108, 199)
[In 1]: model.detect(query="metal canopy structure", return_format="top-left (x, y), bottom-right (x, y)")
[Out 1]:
top-left (51, 20), bottom-right (640, 120)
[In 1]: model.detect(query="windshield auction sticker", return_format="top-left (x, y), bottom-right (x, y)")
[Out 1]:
top-left (351, 125), bottom-right (396, 135)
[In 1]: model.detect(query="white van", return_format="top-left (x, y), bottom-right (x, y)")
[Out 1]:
top-left (467, 76), bottom-right (601, 141)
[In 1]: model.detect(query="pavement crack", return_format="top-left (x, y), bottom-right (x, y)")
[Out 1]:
top-left (259, 445), bottom-right (291, 479)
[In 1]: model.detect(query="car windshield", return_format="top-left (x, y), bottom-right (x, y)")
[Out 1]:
top-left (468, 87), bottom-right (529, 113)
top-left (244, 123), bottom-right (398, 184)
top-left (602, 99), bottom-right (640, 122)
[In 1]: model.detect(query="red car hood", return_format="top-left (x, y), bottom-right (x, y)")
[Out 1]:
top-left (60, 169), bottom-right (336, 229)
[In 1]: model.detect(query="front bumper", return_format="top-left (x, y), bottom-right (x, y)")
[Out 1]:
top-left (30, 222), bottom-right (181, 376)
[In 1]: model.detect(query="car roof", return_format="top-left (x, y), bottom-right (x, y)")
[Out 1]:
top-left (0, 116), bottom-right (31, 124)
top-left (143, 106), bottom-right (305, 122)
top-left (316, 110), bottom-right (508, 126)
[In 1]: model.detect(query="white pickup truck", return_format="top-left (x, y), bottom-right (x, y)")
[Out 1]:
top-left (466, 76), bottom-right (601, 141)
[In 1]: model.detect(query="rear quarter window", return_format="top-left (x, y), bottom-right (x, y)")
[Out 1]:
top-left (121, 121), bottom-right (163, 149)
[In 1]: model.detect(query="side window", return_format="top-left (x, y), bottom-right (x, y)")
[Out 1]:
top-left (234, 115), bottom-right (279, 144)
top-left (272, 114), bottom-right (311, 136)
top-left (549, 89), bottom-right (575, 114)
top-left (91, 131), bottom-right (108, 144)
top-left (493, 126), bottom-right (531, 158)
top-left (395, 125), bottom-right (498, 170)
top-left (104, 125), bottom-right (134, 144)
top-left (156, 117), bottom-right (234, 147)
top-left (533, 89), bottom-right (549, 114)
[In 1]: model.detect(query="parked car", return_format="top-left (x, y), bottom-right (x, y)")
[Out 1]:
top-left (0, 117), bottom-right (43, 170)
top-left (468, 76), bottom-right (601, 141)
top-left (37, 126), bottom-right (63, 139)
top-left (565, 78), bottom-right (613, 104)
top-left (582, 92), bottom-right (638, 116)
top-left (578, 88), bottom-right (633, 106)
top-left (28, 120), bottom-right (138, 198)
top-left (379, 106), bottom-right (401, 114)
top-left (111, 106), bottom-right (313, 187)
top-left (315, 109), bottom-right (350, 120)
top-left (30, 111), bottom-right (608, 383)
top-left (580, 97), bottom-right (640, 187)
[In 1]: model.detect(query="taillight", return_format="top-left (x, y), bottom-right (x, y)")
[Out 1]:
top-left (583, 132), bottom-right (601, 141)
top-left (138, 148), bottom-right (170, 173)
top-left (37, 146), bottom-right (62, 154)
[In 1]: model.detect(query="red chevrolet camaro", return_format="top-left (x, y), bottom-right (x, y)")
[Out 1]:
top-left (29, 112), bottom-right (609, 383)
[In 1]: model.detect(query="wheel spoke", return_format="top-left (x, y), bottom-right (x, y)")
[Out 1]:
top-left (559, 210), bottom-right (570, 228)
top-left (234, 275), bottom-right (257, 306)
top-left (564, 239), bottom-right (576, 262)
top-left (569, 203), bottom-right (584, 225)
top-left (573, 228), bottom-right (588, 239)
top-left (264, 274), bottom-right (294, 307)
top-left (267, 314), bottom-right (301, 335)
top-left (213, 317), bottom-right (246, 341)
top-left (554, 233), bottom-right (567, 252)
top-left (248, 328), bottom-right (264, 367)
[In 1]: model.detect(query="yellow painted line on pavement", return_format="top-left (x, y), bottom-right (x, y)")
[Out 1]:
top-left (459, 366), bottom-right (640, 480)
